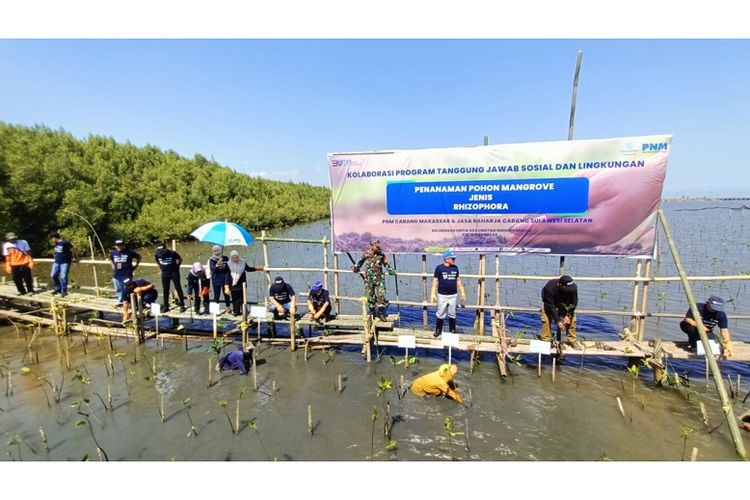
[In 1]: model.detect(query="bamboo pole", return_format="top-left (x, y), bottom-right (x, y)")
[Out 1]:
top-left (235, 400), bottom-right (240, 434)
top-left (630, 260), bottom-right (643, 335)
top-left (333, 254), bottom-right (341, 316)
top-left (307, 404), bottom-right (313, 435)
top-left (88, 236), bottom-right (100, 293)
top-left (322, 238), bottom-right (329, 294)
top-left (657, 208), bottom-right (746, 459)
top-left (421, 254), bottom-right (428, 329)
top-left (261, 230), bottom-right (271, 286)
top-left (638, 259), bottom-right (653, 341)
top-left (476, 255), bottom-right (486, 335)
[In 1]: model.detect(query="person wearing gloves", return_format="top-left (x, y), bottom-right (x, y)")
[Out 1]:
top-left (410, 364), bottom-right (463, 404)
top-left (430, 250), bottom-right (466, 338)
top-left (540, 274), bottom-right (581, 350)
top-left (187, 262), bottom-right (211, 316)
top-left (227, 250), bottom-right (264, 316)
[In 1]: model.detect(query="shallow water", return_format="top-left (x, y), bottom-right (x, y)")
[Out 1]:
top-left (4, 199), bottom-right (750, 460)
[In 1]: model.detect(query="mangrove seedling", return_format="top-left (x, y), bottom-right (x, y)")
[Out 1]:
top-left (182, 398), bottom-right (198, 436)
top-left (370, 406), bottom-right (378, 460)
top-left (385, 440), bottom-right (398, 453)
top-left (75, 417), bottom-right (109, 461)
top-left (680, 426), bottom-right (694, 461)
top-left (247, 418), bottom-right (272, 460)
top-left (219, 400), bottom-right (235, 435)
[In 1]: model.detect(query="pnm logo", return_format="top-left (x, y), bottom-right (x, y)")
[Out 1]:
top-left (642, 143), bottom-right (669, 151)
top-left (331, 159), bottom-right (352, 168)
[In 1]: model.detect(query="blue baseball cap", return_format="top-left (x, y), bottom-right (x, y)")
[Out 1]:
top-left (707, 295), bottom-right (724, 311)
top-left (311, 281), bottom-right (323, 293)
top-left (443, 250), bottom-right (457, 260)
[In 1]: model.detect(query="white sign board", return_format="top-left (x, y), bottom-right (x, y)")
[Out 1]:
top-left (209, 302), bottom-right (221, 315)
top-left (249, 305), bottom-right (267, 319)
top-left (528, 339), bottom-right (552, 355)
top-left (441, 332), bottom-right (460, 348)
top-left (397, 335), bottom-right (416, 349)
top-left (150, 303), bottom-right (161, 316)
top-left (696, 339), bottom-right (721, 356)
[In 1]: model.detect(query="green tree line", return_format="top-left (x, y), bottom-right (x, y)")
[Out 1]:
top-left (0, 123), bottom-right (331, 256)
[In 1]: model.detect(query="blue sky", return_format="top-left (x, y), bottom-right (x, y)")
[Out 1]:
top-left (1, 39), bottom-right (749, 197)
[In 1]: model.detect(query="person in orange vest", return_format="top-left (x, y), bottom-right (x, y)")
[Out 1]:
top-left (3, 232), bottom-right (35, 295)
top-left (410, 364), bottom-right (463, 403)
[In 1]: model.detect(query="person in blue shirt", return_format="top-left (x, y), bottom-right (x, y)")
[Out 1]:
top-left (121, 277), bottom-right (158, 322)
top-left (110, 239), bottom-right (141, 307)
top-left (268, 276), bottom-right (296, 319)
top-left (680, 295), bottom-right (733, 357)
top-left (219, 342), bottom-right (255, 375)
top-left (48, 232), bottom-right (77, 297)
top-left (155, 243), bottom-right (186, 312)
top-left (430, 250), bottom-right (467, 337)
top-left (206, 245), bottom-right (231, 313)
top-left (307, 280), bottom-right (332, 323)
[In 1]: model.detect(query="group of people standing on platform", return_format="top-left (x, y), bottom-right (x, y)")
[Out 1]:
top-left (1, 231), bottom-right (736, 359)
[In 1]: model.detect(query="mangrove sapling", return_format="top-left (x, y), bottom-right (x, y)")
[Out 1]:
top-left (75, 417), bottom-right (109, 461)
top-left (182, 398), bottom-right (198, 436)
top-left (370, 406), bottom-right (378, 460)
top-left (443, 417), bottom-right (464, 461)
top-left (247, 419), bottom-right (271, 460)
top-left (219, 400), bottom-right (235, 434)
top-left (680, 426), bottom-right (694, 461)
top-left (627, 363), bottom-right (641, 423)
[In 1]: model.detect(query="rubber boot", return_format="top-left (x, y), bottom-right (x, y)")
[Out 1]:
top-left (433, 318), bottom-right (444, 338)
top-left (377, 306), bottom-right (388, 321)
top-left (448, 317), bottom-right (456, 334)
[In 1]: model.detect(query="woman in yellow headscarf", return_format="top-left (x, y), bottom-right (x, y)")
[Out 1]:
top-left (410, 364), bottom-right (463, 403)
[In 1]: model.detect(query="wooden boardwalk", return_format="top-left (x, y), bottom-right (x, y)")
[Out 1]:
top-left (2, 283), bottom-right (747, 367)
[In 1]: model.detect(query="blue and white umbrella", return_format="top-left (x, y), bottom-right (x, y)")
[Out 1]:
top-left (190, 221), bottom-right (255, 247)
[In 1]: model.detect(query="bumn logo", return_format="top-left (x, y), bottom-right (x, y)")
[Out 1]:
top-left (331, 159), bottom-right (352, 168)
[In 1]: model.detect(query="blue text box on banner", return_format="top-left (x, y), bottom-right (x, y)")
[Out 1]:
top-left (386, 178), bottom-right (589, 215)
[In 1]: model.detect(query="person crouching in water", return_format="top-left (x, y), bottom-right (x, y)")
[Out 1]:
top-left (307, 280), bottom-right (332, 323)
top-left (410, 363), bottom-right (463, 403)
top-left (122, 278), bottom-right (158, 322)
top-left (187, 262), bottom-right (210, 316)
top-left (218, 342), bottom-right (255, 375)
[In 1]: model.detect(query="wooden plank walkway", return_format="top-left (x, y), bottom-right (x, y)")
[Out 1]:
top-left (1, 283), bottom-right (748, 363)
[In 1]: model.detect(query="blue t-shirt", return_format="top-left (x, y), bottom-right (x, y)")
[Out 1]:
top-left (309, 289), bottom-right (330, 308)
top-left (685, 303), bottom-right (728, 330)
top-left (53, 240), bottom-right (73, 264)
top-left (155, 249), bottom-right (181, 274)
top-left (269, 282), bottom-right (295, 304)
top-left (110, 248), bottom-right (141, 279)
top-left (434, 263), bottom-right (460, 295)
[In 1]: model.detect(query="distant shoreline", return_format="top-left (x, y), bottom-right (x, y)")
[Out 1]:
top-left (664, 197), bottom-right (750, 202)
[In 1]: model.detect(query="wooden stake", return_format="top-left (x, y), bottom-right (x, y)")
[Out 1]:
top-left (272, 380), bottom-right (277, 393)
top-left (207, 358), bottom-right (213, 388)
top-left (107, 354), bottom-right (114, 376)
top-left (235, 400), bottom-right (240, 434)
top-left (39, 427), bottom-right (49, 453)
top-left (538, 353), bottom-right (542, 377)
top-left (160, 393), bottom-right (165, 423)
top-left (384, 401), bottom-right (391, 439)
top-left (338, 374), bottom-right (343, 394)
top-left (307, 404), bottom-right (313, 435)
top-left (699, 401), bottom-right (708, 426)
top-left (691, 447), bottom-right (698, 461)
top-left (107, 383), bottom-right (113, 410)
top-left (551, 356), bottom-right (556, 383)
top-left (617, 397), bottom-right (626, 419)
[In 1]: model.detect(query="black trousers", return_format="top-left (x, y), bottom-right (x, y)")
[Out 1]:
top-left (212, 280), bottom-right (231, 308)
top-left (230, 287), bottom-right (246, 316)
top-left (160, 271), bottom-right (185, 307)
top-left (680, 321), bottom-right (717, 349)
top-left (11, 265), bottom-right (34, 294)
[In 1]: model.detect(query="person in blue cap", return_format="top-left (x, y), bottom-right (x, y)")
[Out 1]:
top-left (430, 250), bottom-right (466, 338)
top-left (680, 295), bottom-right (733, 357)
top-left (307, 280), bottom-right (332, 323)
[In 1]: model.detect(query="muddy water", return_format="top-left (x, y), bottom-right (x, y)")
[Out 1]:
top-left (4, 200), bottom-right (750, 460)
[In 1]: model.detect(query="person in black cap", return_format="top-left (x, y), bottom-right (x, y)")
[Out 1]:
top-left (680, 295), bottom-right (733, 356)
top-left (540, 275), bottom-right (580, 349)
top-left (268, 276), bottom-right (296, 319)
top-left (154, 243), bottom-right (186, 312)
top-left (110, 239), bottom-right (140, 307)
top-left (121, 277), bottom-right (158, 322)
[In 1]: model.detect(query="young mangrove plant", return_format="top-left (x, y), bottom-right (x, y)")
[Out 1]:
top-left (75, 417), bottom-right (109, 461)
top-left (680, 425), bottom-right (694, 461)
top-left (443, 416), bottom-right (464, 461)
top-left (219, 400), bottom-right (235, 435)
top-left (370, 405), bottom-right (378, 460)
top-left (247, 418), bottom-right (272, 460)
top-left (182, 398), bottom-right (198, 436)
top-left (376, 377), bottom-right (394, 439)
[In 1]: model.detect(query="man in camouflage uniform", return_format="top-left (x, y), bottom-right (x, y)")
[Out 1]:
top-left (352, 239), bottom-right (395, 320)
